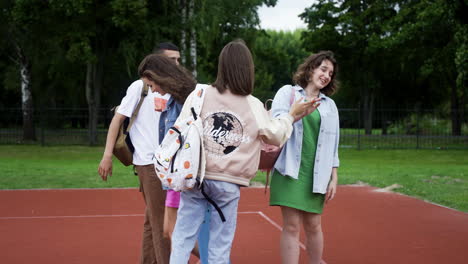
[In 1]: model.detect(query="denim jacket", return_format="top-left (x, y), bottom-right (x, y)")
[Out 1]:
top-left (272, 85), bottom-right (340, 194)
top-left (158, 96), bottom-right (183, 144)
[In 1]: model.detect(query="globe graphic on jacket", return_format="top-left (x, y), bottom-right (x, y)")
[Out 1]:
top-left (203, 112), bottom-right (244, 157)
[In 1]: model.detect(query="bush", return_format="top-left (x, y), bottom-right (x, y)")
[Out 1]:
top-left (387, 113), bottom-right (457, 135)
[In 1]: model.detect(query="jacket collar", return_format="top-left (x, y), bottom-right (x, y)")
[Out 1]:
top-left (162, 95), bottom-right (176, 112)
top-left (294, 85), bottom-right (327, 101)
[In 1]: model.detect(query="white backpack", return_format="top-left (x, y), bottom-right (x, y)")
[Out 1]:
top-left (154, 84), bottom-right (207, 192)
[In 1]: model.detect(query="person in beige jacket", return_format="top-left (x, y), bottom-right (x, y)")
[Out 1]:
top-left (169, 40), bottom-right (321, 264)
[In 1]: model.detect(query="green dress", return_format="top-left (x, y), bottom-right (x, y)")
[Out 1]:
top-left (269, 109), bottom-right (325, 214)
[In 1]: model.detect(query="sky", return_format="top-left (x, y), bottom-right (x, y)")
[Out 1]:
top-left (258, 0), bottom-right (313, 31)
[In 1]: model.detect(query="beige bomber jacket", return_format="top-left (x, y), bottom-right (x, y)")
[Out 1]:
top-left (175, 85), bottom-right (294, 186)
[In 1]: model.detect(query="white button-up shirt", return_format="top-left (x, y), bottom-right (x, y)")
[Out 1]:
top-left (272, 85), bottom-right (340, 194)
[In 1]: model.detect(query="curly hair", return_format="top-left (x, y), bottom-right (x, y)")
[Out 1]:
top-left (137, 54), bottom-right (196, 104)
top-left (293, 50), bottom-right (339, 96)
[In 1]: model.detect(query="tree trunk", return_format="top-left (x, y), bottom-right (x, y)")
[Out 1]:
top-left (454, 23), bottom-right (467, 135)
top-left (15, 43), bottom-right (35, 141)
top-left (180, 0), bottom-right (187, 65)
top-left (188, 0), bottom-right (197, 77)
top-left (450, 82), bottom-right (462, 136)
top-left (363, 90), bottom-right (375, 135)
top-left (86, 61), bottom-right (101, 145)
top-left (179, 0), bottom-right (196, 76)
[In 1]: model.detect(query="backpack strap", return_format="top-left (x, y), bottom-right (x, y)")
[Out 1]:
top-left (190, 84), bottom-right (226, 222)
top-left (190, 84), bottom-right (208, 185)
top-left (190, 84), bottom-right (208, 118)
top-left (201, 183), bottom-right (226, 222)
top-left (126, 82), bottom-right (149, 135)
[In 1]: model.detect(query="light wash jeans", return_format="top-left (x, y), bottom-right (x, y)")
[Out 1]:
top-left (170, 179), bottom-right (240, 264)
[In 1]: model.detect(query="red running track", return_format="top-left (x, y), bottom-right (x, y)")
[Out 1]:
top-left (0, 186), bottom-right (467, 264)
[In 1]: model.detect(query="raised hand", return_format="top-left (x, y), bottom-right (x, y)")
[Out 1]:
top-left (289, 97), bottom-right (321, 122)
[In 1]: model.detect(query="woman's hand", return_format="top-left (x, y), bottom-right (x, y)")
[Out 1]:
top-left (325, 168), bottom-right (338, 203)
top-left (98, 156), bottom-right (113, 181)
top-left (289, 97), bottom-right (321, 122)
top-left (325, 179), bottom-right (337, 203)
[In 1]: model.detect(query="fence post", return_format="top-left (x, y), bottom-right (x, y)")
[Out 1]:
top-left (40, 127), bottom-right (44, 146)
top-left (357, 105), bottom-right (361, 150)
top-left (40, 107), bottom-right (45, 146)
top-left (416, 109), bottom-right (420, 149)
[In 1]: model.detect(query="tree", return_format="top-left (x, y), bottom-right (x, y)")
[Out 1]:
top-left (193, 0), bottom-right (277, 83)
top-left (300, 0), bottom-right (467, 135)
top-left (301, 0), bottom-right (401, 134)
top-left (252, 29), bottom-right (308, 101)
top-left (385, 0), bottom-right (468, 135)
top-left (179, 0), bottom-right (197, 77)
top-left (44, 0), bottom-right (149, 145)
top-left (0, 0), bottom-right (59, 140)
top-left (0, 0), bottom-right (284, 142)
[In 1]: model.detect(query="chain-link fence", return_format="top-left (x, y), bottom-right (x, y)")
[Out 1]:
top-left (339, 108), bottom-right (468, 149)
top-left (0, 108), bottom-right (112, 146)
top-left (1, 107), bottom-right (467, 149)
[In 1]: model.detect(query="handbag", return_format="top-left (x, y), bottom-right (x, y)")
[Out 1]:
top-left (112, 83), bottom-right (149, 166)
top-left (258, 99), bottom-right (282, 171)
top-left (259, 87), bottom-right (295, 190)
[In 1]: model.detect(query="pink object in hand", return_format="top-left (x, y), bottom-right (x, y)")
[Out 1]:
top-left (154, 97), bottom-right (168, 112)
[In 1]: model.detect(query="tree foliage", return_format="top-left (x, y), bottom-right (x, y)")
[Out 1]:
top-left (1, 0), bottom-right (466, 140)
top-left (300, 0), bottom-right (467, 134)
top-left (252, 29), bottom-right (308, 101)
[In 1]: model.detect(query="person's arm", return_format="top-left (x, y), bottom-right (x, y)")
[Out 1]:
top-left (333, 103), bottom-right (340, 167)
top-left (327, 102), bottom-right (340, 203)
top-left (325, 167), bottom-right (338, 203)
top-left (98, 113), bottom-right (126, 181)
top-left (98, 80), bottom-right (142, 180)
top-left (255, 96), bottom-right (321, 146)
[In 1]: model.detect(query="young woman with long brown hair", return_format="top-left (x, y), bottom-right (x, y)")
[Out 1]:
top-left (169, 40), bottom-right (320, 264)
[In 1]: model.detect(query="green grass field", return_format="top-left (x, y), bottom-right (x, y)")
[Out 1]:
top-left (1, 145), bottom-right (467, 211)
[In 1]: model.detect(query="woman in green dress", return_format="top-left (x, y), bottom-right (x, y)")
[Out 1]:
top-left (270, 51), bottom-right (340, 264)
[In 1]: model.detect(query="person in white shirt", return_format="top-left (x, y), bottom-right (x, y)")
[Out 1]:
top-left (98, 43), bottom-right (195, 264)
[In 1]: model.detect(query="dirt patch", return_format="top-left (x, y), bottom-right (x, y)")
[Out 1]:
top-left (349, 181), bottom-right (370, 186)
top-left (374, 183), bottom-right (403, 192)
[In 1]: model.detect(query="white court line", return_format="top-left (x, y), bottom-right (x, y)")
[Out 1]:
top-left (0, 214), bottom-right (144, 220)
top-left (3, 211), bottom-right (258, 220)
top-left (0, 187), bottom-right (139, 191)
top-left (0, 210), bottom-right (307, 250)
top-left (3, 212), bottom-right (259, 220)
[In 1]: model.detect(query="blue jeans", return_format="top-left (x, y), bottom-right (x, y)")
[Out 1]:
top-left (170, 180), bottom-right (240, 264)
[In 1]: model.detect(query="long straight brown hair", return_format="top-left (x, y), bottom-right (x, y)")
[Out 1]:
top-left (212, 40), bottom-right (254, 95)
top-left (138, 54), bottom-right (196, 103)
